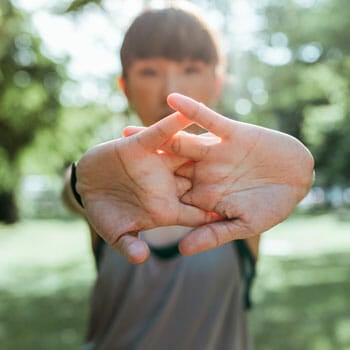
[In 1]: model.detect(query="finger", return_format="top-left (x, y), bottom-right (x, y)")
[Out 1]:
top-left (124, 126), bottom-right (216, 162)
top-left (175, 162), bottom-right (195, 179)
top-left (122, 126), bottom-right (145, 138)
top-left (162, 132), bottom-right (219, 161)
top-left (167, 93), bottom-right (234, 138)
top-left (85, 201), bottom-right (150, 264)
top-left (178, 220), bottom-right (253, 256)
top-left (175, 175), bottom-right (192, 198)
top-left (123, 126), bottom-right (192, 170)
top-left (160, 153), bottom-right (191, 171)
top-left (135, 112), bottom-right (194, 151)
top-left (176, 204), bottom-right (221, 227)
top-left (180, 187), bottom-right (220, 213)
top-left (112, 233), bottom-right (150, 264)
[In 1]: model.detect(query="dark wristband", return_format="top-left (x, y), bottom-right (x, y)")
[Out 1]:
top-left (70, 162), bottom-right (84, 208)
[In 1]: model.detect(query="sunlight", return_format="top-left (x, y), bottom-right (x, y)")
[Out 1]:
top-left (230, 0), bottom-right (262, 52)
top-left (11, 0), bottom-right (263, 107)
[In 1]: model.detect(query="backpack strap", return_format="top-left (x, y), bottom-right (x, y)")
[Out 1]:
top-left (87, 222), bottom-right (106, 270)
top-left (93, 235), bottom-right (106, 269)
top-left (234, 239), bottom-right (257, 310)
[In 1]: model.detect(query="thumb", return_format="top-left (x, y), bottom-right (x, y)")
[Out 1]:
top-left (113, 233), bottom-right (150, 264)
top-left (178, 220), bottom-right (251, 256)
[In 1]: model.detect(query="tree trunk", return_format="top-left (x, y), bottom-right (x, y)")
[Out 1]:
top-left (0, 191), bottom-right (18, 224)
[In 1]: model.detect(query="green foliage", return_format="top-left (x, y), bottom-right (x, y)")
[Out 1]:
top-left (0, 1), bottom-right (63, 191)
top-left (19, 104), bottom-right (119, 174)
top-left (0, 1), bottom-right (119, 222)
top-left (2, 0), bottom-right (350, 223)
top-left (239, 0), bottom-right (350, 186)
top-left (0, 147), bottom-right (15, 191)
top-left (63, 0), bottom-right (103, 13)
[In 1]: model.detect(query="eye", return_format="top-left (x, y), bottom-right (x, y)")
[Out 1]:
top-left (139, 67), bottom-right (158, 77)
top-left (184, 65), bottom-right (201, 74)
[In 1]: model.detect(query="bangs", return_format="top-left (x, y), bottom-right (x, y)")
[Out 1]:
top-left (121, 8), bottom-right (219, 75)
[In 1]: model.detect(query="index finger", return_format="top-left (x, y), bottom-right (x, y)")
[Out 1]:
top-left (135, 111), bottom-right (194, 151)
top-left (167, 93), bottom-right (235, 138)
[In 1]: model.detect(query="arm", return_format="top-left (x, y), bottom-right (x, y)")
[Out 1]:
top-left (62, 164), bottom-right (101, 255)
top-left (61, 165), bottom-right (85, 217)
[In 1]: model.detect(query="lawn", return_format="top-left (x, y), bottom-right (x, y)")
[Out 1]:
top-left (249, 211), bottom-right (350, 350)
top-left (0, 212), bottom-right (349, 349)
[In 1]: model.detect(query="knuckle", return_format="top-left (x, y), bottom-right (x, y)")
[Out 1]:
top-left (206, 225), bottom-right (221, 248)
top-left (170, 135), bottom-right (182, 154)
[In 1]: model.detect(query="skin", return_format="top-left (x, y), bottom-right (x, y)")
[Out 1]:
top-left (76, 111), bottom-right (220, 264)
top-left (118, 57), bottom-right (224, 247)
top-left (124, 93), bottom-right (315, 256)
top-left (119, 58), bottom-right (222, 127)
top-left (65, 57), bottom-right (226, 264)
top-left (68, 58), bottom-right (313, 263)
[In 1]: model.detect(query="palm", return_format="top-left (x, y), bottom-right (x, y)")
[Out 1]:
top-left (76, 112), bottom-right (215, 263)
top-left (180, 127), bottom-right (306, 224)
top-left (165, 93), bottom-right (314, 254)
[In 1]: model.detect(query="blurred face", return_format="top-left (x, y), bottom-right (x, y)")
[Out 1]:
top-left (119, 58), bottom-right (222, 127)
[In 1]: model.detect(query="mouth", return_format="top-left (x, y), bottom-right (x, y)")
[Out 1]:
top-left (159, 107), bottom-right (175, 120)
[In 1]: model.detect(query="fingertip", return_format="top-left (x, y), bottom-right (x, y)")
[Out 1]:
top-left (207, 211), bottom-right (225, 223)
top-left (115, 234), bottom-right (150, 264)
top-left (178, 226), bottom-right (221, 256)
top-left (178, 235), bottom-right (201, 256)
top-left (122, 127), bottom-right (133, 138)
top-left (175, 176), bottom-right (192, 198)
top-left (167, 93), bottom-right (187, 110)
top-left (178, 242), bottom-right (192, 256)
top-left (126, 240), bottom-right (150, 264)
top-left (167, 92), bottom-right (180, 105)
top-left (122, 126), bottom-right (144, 138)
top-left (180, 192), bottom-right (192, 206)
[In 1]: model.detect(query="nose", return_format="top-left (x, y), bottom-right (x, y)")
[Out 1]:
top-left (163, 70), bottom-right (183, 96)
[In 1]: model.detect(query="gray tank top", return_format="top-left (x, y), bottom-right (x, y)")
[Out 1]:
top-left (84, 242), bottom-right (249, 350)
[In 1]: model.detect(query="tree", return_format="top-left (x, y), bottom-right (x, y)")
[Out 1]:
top-left (0, 1), bottom-right (64, 222)
top-left (238, 0), bottom-right (350, 187)
top-left (59, 0), bottom-right (350, 187)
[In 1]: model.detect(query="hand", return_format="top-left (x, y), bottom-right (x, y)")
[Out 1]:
top-left (168, 93), bottom-right (314, 255)
top-left (125, 93), bottom-right (314, 256)
top-left (76, 111), bottom-right (218, 264)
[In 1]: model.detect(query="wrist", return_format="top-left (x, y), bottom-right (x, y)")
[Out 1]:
top-left (70, 162), bottom-right (84, 208)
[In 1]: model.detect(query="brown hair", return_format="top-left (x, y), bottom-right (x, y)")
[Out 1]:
top-left (120, 7), bottom-right (222, 77)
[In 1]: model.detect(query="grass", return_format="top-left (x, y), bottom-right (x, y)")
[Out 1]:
top-left (0, 212), bottom-right (349, 349)
top-left (0, 219), bottom-right (94, 350)
top-left (249, 211), bottom-right (350, 350)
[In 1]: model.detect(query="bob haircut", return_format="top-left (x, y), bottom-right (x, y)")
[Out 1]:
top-left (120, 7), bottom-right (222, 78)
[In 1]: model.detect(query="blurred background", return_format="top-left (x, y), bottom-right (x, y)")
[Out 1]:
top-left (0, 0), bottom-right (349, 349)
